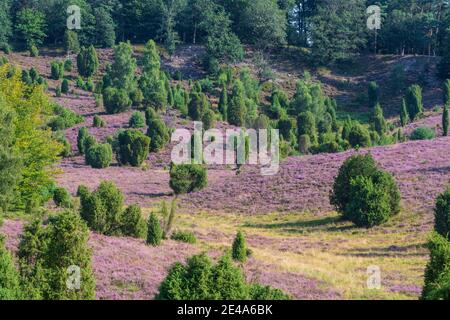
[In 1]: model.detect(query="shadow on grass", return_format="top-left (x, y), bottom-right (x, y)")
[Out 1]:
top-left (341, 243), bottom-right (427, 258)
top-left (243, 215), bottom-right (357, 234)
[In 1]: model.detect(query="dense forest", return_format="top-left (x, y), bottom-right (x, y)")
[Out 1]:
top-left (1, 1), bottom-right (450, 69)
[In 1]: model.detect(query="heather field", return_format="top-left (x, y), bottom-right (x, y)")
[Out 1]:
top-left (0, 42), bottom-right (449, 301)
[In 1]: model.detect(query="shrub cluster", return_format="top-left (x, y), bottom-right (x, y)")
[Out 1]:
top-left (156, 253), bottom-right (290, 300)
top-left (48, 104), bottom-right (83, 131)
top-left (116, 129), bottom-right (150, 167)
top-left (79, 182), bottom-right (146, 238)
top-left (410, 127), bottom-right (436, 140)
top-left (171, 230), bottom-right (197, 244)
top-left (169, 164), bottom-right (208, 195)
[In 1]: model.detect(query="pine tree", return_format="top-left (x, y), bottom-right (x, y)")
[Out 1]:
top-left (63, 30), bottom-right (80, 54)
top-left (77, 46), bottom-right (99, 78)
top-left (0, 237), bottom-right (22, 299)
top-left (444, 80), bottom-right (450, 106)
top-left (443, 104), bottom-right (449, 137)
top-left (368, 82), bottom-right (379, 108)
top-left (227, 80), bottom-right (246, 126)
top-left (218, 85), bottom-right (228, 121)
top-left (147, 212), bottom-right (163, 246)
top-left (373, 104), bottom-right (387, 135)
top-left (94, 7), bottom-right (116, 48)
top-left (400, 99), bottom-right (409, 127)
top-left (405, 85), bottom-right (423, 121)
top-left (297, 111), bottom-right (317, 145)
top-left (232, 231), bottom-right (247, 263)
top-left (106, 42), bottom-right (137, 92)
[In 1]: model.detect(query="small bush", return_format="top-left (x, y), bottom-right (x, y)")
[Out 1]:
top-left (147, 212), bottom-right (163, 246)
top-left (348, 124), bottom-right (371, 148)
top-left (64, 59), bottom-right (73, 72)
top-left (232, 231), bottom-right (247, 263)
top-left (48, 105), bottom-right (83, 131)
top-left (53, 187), bottom-right (72, 208)
top-left (77, 127), bottom-right (89, 154)
top-left (30, 45), bottom-right (39, 57)
top-left (117, 129), bottom-right (150, 167)
top-left (54, 131), bottom-right (72, 157)
top-left (93, 115), bottom-right (105, 128)
top-left (120, 204), bottom-right (147, 238)
top-left (61, 79), bottom-right (69, 94)
top-left (129, 112), bottom-right (146, 128)
top-left (434, 187), bottom-right (450, 240)
top-left (249, 284), bottom-right (291, 300)
top-left (86, 143), bottom-right (113, 169)
top-left (410, 127), bottom-right (436, 140)
top-left (50, 61), bottom-right (64, 80)
top-left (171, 230), bottom-right (197, 244)
top-left (169, 164), bottom-right (208, 195)
top-left (147, 118), bottom-right (170, 152)
top-left (0, 237), bottom-right (23, 299)
top-left (421, 232), bottom-right (450, 300)
top-left (103, 87), bottom-right (131, 114)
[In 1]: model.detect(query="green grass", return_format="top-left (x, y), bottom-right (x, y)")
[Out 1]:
top-left (174, 209), bottom-right (428, 300)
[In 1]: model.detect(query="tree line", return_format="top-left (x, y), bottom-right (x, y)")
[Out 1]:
top-left (1, 1), bottom-right (450, 67)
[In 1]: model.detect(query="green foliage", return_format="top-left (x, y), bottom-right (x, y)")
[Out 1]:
top-left (147, 212), bottom-right (163, 246)
top-left (93, 115), bottom-right (105, 128)
top-left (405, 85), bottom-right (423, 121)
top-left (346, 175), bottom-right (392, 228)
top-left (171, 230), bottom-right (197, 244)
top-left (232, 231), bottom-right (247, 263)
top-left (218, 85), bottom-right (228, 121)
top-left (434, 188), bottom-right (450, 241)
top-left (18, 211), bottom-right (96, 300)
top-left (330, 154), bottom-right (378, 214)
top-left (53, 187), bottom-right (72, 208)
top-left (368, 82), bottom-right (379, 109)
top-left (117, 129), bottom-right (150, 167)
top-left (169, 164), bottom-right (208, 195)
top-left (410, 127), bottom-right (436, 141)
top-left (61, 79), bottom-right (69, 94)
top-left (298, 134), bottom-right (311, 154)
top-left (77, 46), bottom-right (99, 78)
top-left (444, 80), bottom-right (450, 107)
top-left (147, 118), bottom-right (170, 152)
top-left (106, 42), bottom-right (137, 93)
top-left (103, 87), bottom-right (132, 114)
top-left (202, 109), bottom-right (216, 131)
top-left (120, 204), bottom-right (147, 239)
top-left (93, 6), bottom-right (116, 48)
top-left (331, 154), bottom-right (400, 227)
top-left (63, 30), bottom-right (80, 54)
top-left (188, 92), bottom-right (209, 121)
top-left (372, 104), bottom-right (387, 136)
top-left (51, 61), bottom-right (64, 80)
top-left (227, 80), bottom-right (246, 126)
top-left (16, 8), bottom-right (46, 49)
top-left (53, 131), bottom-right (72, 158)
top-left (129, 112), bottom-right (146, 128)
top-left (249, 284), bottom-right (291, 300)
top-left (348, 124), bottom-right (371, 148)
top-left (77, 127), bottom-right (89, 155)
top-left (297, 111), bottom-right (317, 145)
top-left (443, 104), bottom-right (449, 137)
top-left (49, 104), bottom-right (83, 131)
top-left (0, 237), bottom-right (22, 300)
top-left (311, 0), bottom-right (366, 65)
top-left (86, 143), bottom-right (113, 169)
top-left (79, 181), bottom-right (124, 235)
top-left (156, 253), bottom-right (289, 300)
top-left (421, 232), bottom-right (450, 300)
top-left (400, 99), bottom-right (409, 127)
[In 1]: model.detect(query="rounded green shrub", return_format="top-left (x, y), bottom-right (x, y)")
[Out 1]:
top-left (53, 187), bottom-right (72, 208)
top-left (348, 124), bottom-right (371, 148)
top-left (117, 129), bottom-right (150, 167)
top-left (169, 164), bottom-right (208, 195)
top-left (410, 127), bottom-right (436, 140)
top-left (331, 154), bottom-right (401, 227)
top-left (103, 87), bottom-right (131, 114)
top-left (50, 61), bottom-right (64, 80)
top-left (346, 175), bottom-right (392, 227)
top-left (129, 111), bottom-right (146, 128)
top-left (86, 143), bottom-right (112, 169)
top-left (0, 237), bottom-right (23, 300)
